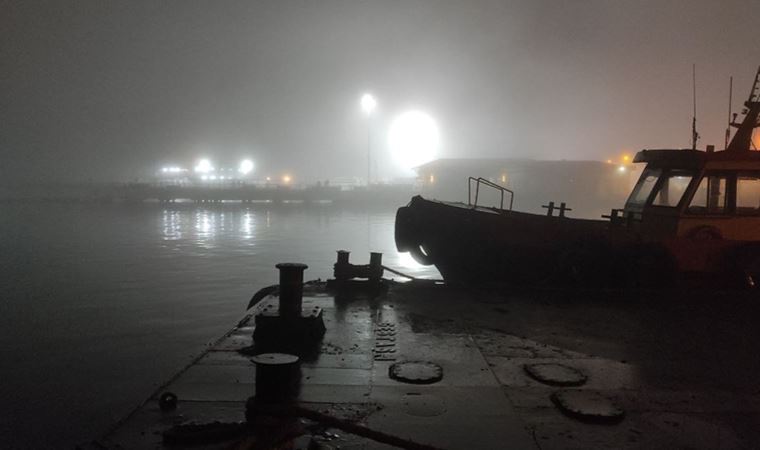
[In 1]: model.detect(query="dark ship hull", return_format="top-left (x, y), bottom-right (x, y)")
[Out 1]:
top-left (395, 195), bottom-right (628, 285)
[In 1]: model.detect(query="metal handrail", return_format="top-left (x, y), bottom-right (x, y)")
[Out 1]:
top-left (467, 177), bottom-right (514, 210)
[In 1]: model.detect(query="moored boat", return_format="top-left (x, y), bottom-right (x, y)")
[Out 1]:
top-left (395, 66), bottom-right (760, 287)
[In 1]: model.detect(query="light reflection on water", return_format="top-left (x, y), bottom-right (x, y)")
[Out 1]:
top-left (162, 209), bottom-right (182, 240)
top-left (166, 209), bottom-right (257, 244)
top-left (156, 206), bottom-right (437, 280)
top-left (0, 204), bottom-right (439, 450)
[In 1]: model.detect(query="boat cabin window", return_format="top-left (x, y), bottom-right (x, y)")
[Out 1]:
top-left (651, 170), bottom-right (693, 208)
top-left (688, 175), bottom-right (727, 214)
top-left (736, 174), bottom-right (760, 214)
top-left (627, 168), bottom-right (661, 206)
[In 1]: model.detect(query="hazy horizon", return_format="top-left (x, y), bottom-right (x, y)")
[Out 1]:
top-left (3, 0), bottom-right (759, 183)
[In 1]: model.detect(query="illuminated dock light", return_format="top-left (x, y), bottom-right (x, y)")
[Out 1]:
top-left (239, 159), bottom-right (254, 175)
top-left (194, 159), bottom-right (214, 174)
top-left (160, 166), bottom-right (184, 174)
top-left (618, 165), bottom-right (627, 172)
top-left (388, 110), bottom-right (440, 171)
top-left (360, 93), bottom-right (377, 115)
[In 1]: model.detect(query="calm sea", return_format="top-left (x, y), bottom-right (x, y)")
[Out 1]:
top-left (0, 203), bottom-right (438, 449)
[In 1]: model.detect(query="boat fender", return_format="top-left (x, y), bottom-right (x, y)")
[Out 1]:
top-left (409, 245), bottom-right (434, 266)
top-left (394, 206), bottom-right (419, 252)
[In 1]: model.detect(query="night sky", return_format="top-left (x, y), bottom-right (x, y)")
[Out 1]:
top-left (2, 0), bottom-right (758, 183)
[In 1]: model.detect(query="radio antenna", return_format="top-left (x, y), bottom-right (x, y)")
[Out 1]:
top-left (725, 76), bottom-right (733, 149)
top-left (691, 64), bottom-right (699, 151)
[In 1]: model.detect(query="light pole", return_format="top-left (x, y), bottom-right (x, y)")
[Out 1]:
top-left (360, 93), bottom-right (377, 185)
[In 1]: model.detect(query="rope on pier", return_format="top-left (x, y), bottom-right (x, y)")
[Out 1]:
top-left (382, 265), bottom-right (444, 283)
top-left (253, 403), bottom-right (449, 450)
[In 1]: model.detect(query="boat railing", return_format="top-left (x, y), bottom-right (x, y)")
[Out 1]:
top-left (468, 177), bottom-right (514, 211)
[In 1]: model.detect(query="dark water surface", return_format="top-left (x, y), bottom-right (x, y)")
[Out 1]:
top-left (0, 203), bottom-right (437, 449)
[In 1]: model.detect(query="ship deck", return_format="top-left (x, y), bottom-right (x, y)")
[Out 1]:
top-left (97, 281), bottom-right (760, 449)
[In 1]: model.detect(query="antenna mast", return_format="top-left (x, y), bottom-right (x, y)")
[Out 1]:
top-left (725, 76), bottom-right (733, 149)
top-left (727, 65), bottom-right (760, 152)
top-left (691, 64), bottom-right (699, 151)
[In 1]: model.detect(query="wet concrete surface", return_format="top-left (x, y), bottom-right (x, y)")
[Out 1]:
top-left (97, 282), bottom-right (760, 449)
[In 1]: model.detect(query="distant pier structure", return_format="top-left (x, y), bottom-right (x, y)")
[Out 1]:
top-left (123, 182), bottom-right (339, 204)
top-left (115, 181), bottom-right (414, 206)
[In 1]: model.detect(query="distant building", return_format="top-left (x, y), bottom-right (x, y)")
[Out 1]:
top-left (414, 158), bottom-right (639, 219)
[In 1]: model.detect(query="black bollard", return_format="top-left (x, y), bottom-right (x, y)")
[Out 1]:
top-left (275, 263), bottom-right (308, 319)
top-left (337, 250), bottom-right (350, 266)
top-left (251, 353), bottom-right (301, 404)
top-left (369, 252), bottom-right (383, 283)
top-left (335, 250), bottom-right (350, 282)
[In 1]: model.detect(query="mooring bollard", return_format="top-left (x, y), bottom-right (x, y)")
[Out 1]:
top-left (369, 252), bottom-right (383, 283)
top-left (251, 353), bottom-right (301, 404)
top-left (275, 263), bottom-right (308, 319)
top-left (337, 250), bottom-right (350, 266)
top-left (335, 250), bottom-right (350, 282)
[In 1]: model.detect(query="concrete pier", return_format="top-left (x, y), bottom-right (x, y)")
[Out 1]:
top-left (96, 282), bottom-right (760, 449)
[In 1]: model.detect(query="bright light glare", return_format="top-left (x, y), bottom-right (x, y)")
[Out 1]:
top-left (618, 165), bottom-right (626, 172)
top-left (282, 175), bottom-right (292, 184)
top-left (194, 159), bottom-right (213, 174)
top-left (239, 159), bottom-right (254, 175)
top-left (360, 93), bottom-right (377, 115)
top-left (397, 251), bottom-right (426, 271)
top-left (388, 110), bottom-right (440, 171)
top-left (161, 166), bottom-right (183, 174)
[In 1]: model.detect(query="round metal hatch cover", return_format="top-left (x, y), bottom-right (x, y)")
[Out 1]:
top-left (551, 390), bottom-right (625, 424)
top-left (524, 363), bottom-right (587, 387)
top-left (388, 361), bottom-right (443, 384)
top-left (250, 353), bottom-right (299, 366)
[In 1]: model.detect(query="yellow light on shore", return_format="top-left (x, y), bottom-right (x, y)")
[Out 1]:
top-left (282, 175), bottom-right (292, 184)
top-left (622, 154), bottom-right (631, 163)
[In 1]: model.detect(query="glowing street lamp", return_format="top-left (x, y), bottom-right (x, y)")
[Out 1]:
top-left (360, 93), bottom-right (377, 185)
top-left (238, 159), bottom-right (254, 176)
top-left (360, 93), bottom-right (377, 115)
